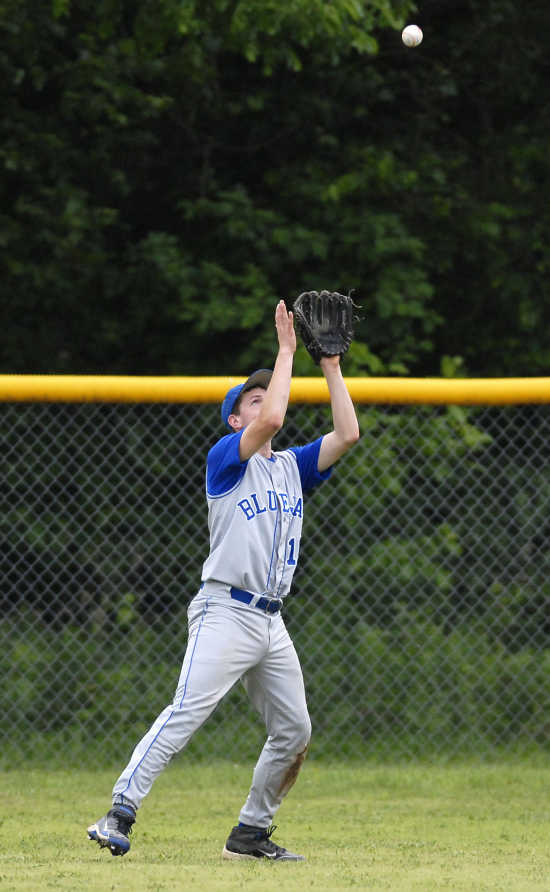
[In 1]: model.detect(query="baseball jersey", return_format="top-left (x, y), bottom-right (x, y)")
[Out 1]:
top-left (200, 432), bottom-right (331, 599)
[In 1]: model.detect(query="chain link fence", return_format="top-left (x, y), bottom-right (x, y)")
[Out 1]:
top-left (2, 399), bottom-right (550, 767)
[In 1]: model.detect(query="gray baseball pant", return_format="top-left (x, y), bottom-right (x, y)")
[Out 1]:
top-left (112, 586), bottom-right (311, 827)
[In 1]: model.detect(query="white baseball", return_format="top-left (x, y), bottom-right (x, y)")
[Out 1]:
top-left (402, 24), bottom-right (423, 47)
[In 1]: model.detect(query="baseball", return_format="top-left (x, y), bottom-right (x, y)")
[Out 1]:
top-left (402, 24), bottom-right (423, 47)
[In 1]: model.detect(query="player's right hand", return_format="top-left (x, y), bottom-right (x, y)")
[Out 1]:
top-left (275, 300), bottom-right (296, 355)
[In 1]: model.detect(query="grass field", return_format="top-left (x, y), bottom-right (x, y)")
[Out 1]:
top-left (1, 759), bottom-right (549, 890)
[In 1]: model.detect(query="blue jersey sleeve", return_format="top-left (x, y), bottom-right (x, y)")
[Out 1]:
top-left (290, 436), bottom-right (332, 493)
top-left (206, 431), bottom-right (247, 497)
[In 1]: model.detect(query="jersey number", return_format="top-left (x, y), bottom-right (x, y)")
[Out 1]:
top-left (287, 537), bottom-right (297, 566)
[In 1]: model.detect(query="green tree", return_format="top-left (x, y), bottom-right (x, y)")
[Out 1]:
top-left (1, 0), bottom-right (549, 376)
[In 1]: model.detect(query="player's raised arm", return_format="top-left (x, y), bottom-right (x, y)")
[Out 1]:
top-left (233, 300), bottom-right (296, 461)
top-left (317, 355), bottom-right (360, 471)
top-left (292, 289), bottom-right (360, 471)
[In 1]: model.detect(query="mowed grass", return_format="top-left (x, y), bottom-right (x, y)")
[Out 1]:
top-left (1, 759), bottom-right (549, 890)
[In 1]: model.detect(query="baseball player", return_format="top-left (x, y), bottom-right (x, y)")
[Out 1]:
top-left (87, 298), bottom-right (360, 861)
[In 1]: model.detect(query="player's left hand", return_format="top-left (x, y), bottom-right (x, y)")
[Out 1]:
top-left (293, 290), bottom-right (355, 365)
top-left (320, 355), bottom-right (341, 371)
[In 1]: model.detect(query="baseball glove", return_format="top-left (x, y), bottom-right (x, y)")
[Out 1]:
top-left (293, 290), bottom-right (356, 365)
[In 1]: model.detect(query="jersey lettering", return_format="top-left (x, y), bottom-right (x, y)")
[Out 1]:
top-left (287, 537), bottom-right (297, 565)
top-left (237, 490), bottom-right (303, 520)
top-left (202, 441), bottom-right (328, 598)
top-left (250, 493), bottom-right (267, 515)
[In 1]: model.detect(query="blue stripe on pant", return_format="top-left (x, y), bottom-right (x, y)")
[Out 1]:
top-left (112, 593), bottom-right (310, 826)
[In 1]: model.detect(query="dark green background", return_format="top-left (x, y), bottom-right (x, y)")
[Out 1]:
top-left (2, 0), bottom-right (550, 765)
top-left (2, 0), bottom-right (549, 378)
top-left (2, 402), bottom-right (549, 764)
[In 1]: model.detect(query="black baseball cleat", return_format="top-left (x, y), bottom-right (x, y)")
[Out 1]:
top-left (222, 823), bottom-right (305, 861)
top-left (87, 804), bottom-right (136, 856)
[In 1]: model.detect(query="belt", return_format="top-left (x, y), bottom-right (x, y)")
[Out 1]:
top-left (230, 587), bottom-right (282, 614)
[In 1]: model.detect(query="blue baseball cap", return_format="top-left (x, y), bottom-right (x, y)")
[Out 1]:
top-left (221, 369), bottom-right (273, 428)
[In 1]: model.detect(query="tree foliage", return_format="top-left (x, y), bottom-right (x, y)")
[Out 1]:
top-left (0, 0), bottom-right (549, 374)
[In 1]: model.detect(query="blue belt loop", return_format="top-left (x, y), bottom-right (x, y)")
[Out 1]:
top-left (230, 586), bottom-right (282, 614)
